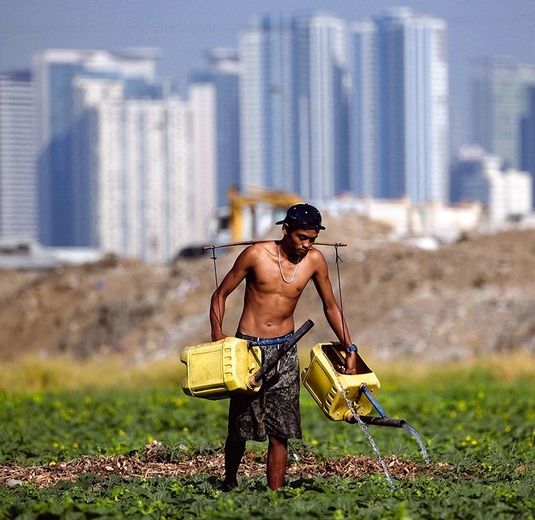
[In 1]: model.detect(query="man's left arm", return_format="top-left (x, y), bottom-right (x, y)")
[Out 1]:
top-left (312, 252), bottom-right (358, 374)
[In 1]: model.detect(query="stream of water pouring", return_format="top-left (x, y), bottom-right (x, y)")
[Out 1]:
top-left (402, 423), bottom-right (430, 466)
top-left (338, 384), bottom-right (396, 491)
top-left (359, 383), bottom-right (430, 467)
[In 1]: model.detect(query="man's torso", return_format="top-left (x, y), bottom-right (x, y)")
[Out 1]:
top-left (237, 242), bottom-right (318, 338)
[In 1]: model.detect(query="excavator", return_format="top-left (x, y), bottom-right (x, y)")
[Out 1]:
top-left (226, 186), bottom-right (302, 242)
top-left (176, 186), bottom-right (302, 259)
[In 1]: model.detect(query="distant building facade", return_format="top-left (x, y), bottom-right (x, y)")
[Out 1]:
top-left (451, 145), bottom-right (532, 223)
top-left (520, 85), bottom-right (535, 208)
top-left (0, 71), bottom-right (38, 240)
top-left (373, 7), bottom-right (449, 204)
top-left (32, 48), bottom-right (162, 247)
top-left (239, 13), bottom-right (351, 201)
top-left (189, 48), bottom-right (241, 208)
top-left (471, 56), bottom-right (535, 170)
top-left (71, 76), bottom-right (216, 262)
top-left (349, 19), bottom-right (378, 198)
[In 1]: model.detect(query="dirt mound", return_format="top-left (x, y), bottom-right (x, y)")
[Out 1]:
top-left (323, 226), bottom-right (535, 362)
top-left (1, 216), bottom-right (534, 364)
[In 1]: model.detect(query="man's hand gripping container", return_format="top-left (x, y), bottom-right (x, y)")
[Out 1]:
top-left (180, 337), bottom-right (262, 400)
top-left (301, 342), bottom-right (380, 420)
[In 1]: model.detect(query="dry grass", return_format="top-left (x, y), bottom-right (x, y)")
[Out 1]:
top-left (0, 355), bottom-right (184, 392)
top-left (368, 352), bottom-right (535, 386)
top-left (1, 352), bottom-right (533, 392)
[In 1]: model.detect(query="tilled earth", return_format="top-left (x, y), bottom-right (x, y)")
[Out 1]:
top-left (1, 449), bottom-right (458, 489)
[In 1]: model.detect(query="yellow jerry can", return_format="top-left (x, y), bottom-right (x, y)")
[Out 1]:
top-left (301, 342), bottom-right (381, 420)
top-left (180, 337), bottom-right (262, 400)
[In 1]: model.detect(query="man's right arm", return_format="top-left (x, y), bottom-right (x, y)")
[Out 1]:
top-left (209, 249), bottom-right (252, 341)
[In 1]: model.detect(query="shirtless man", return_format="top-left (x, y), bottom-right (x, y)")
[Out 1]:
top-left (210, 203), bottom-right (358, 491)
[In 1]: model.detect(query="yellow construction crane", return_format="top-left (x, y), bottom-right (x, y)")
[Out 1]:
top-left (227, 186), bottom-right (303, 242)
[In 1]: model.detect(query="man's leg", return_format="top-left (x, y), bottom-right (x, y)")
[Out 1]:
top-left (224, 436), bottom-right (246, 489)
top-left (267, 436), bottom-right (288, 490)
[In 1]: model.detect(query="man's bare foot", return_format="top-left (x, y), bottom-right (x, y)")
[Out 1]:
top-left (222, 480), bottom-right (238, 492)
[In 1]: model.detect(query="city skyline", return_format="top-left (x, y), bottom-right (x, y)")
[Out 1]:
top-left (0, 9), bottom-right (452, 259)
top-left (1, 0), bottom-right (534, 139)
top-left (237, 9), bottom-right (449, 203)
top-left (1, 2), bottom-right (534, 260)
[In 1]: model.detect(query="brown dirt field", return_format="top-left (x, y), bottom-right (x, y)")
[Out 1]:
top-left (1, 448), bottom-right (457, 489)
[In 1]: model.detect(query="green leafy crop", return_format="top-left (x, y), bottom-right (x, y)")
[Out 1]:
top-left (0, 365), bottom-right (533, 519)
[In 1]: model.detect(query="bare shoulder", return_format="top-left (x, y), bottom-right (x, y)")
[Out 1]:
top-left (309, 246), bottom-right (327, 264)
top-left (235, 241), bottom-right (275, 265)
top-left (243, 241), bottom-right (275, 257)
top-left (308, 246), bottom-right (329, 276)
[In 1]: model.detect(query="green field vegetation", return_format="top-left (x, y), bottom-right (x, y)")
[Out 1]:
top-left (0, 355), bottom-right (533, 519)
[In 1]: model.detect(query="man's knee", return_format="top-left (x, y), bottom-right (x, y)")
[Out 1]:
top-left (226, 437), bottom-right (246, 452)
top-left (268, 436), bottom-right (288, 451)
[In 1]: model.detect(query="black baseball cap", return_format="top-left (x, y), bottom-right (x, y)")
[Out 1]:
top-left (276, 203), bottom-right (326, 231)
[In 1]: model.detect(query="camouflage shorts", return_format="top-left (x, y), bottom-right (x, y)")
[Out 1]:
top-left (227, 332), bottom-right (302, 442)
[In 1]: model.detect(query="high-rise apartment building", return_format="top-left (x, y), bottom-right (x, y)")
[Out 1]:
top-left (0, 71), bottom-right (38, 240)
top-left (189, 48), bottom-right (240, 207)
top-left (521, 86), bottom-right (535, 208)
top-left (239, 13), bottom-right (351, 201)
top-left (71, 75), bottom-right (214, 262)
top-left (471, 56), bottom-right (535, 170)
top-left (349, 19), bottom-right (378, 197)
top-left (239, 15), bottom-right (299, 194)
top-left (374, 7), bottom-right (449, 204)
top-left (32, 48), bottom-right (161, 247)
top-left (189, 82), bottom-right (218, 243)
top-left (450, 145), bottom-right (532, 222)
top-left (306, 13), bottom-right (351, 200)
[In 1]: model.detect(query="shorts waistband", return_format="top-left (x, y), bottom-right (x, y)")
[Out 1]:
top-left (236, 331), bottom-right (294, 346)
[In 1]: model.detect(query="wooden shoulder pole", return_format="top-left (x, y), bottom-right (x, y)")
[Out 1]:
top-left (203, 240), bottom-right (347, 250)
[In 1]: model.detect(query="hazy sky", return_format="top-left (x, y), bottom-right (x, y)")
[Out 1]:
top-left (1, 0), bottom-right (534, 133)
